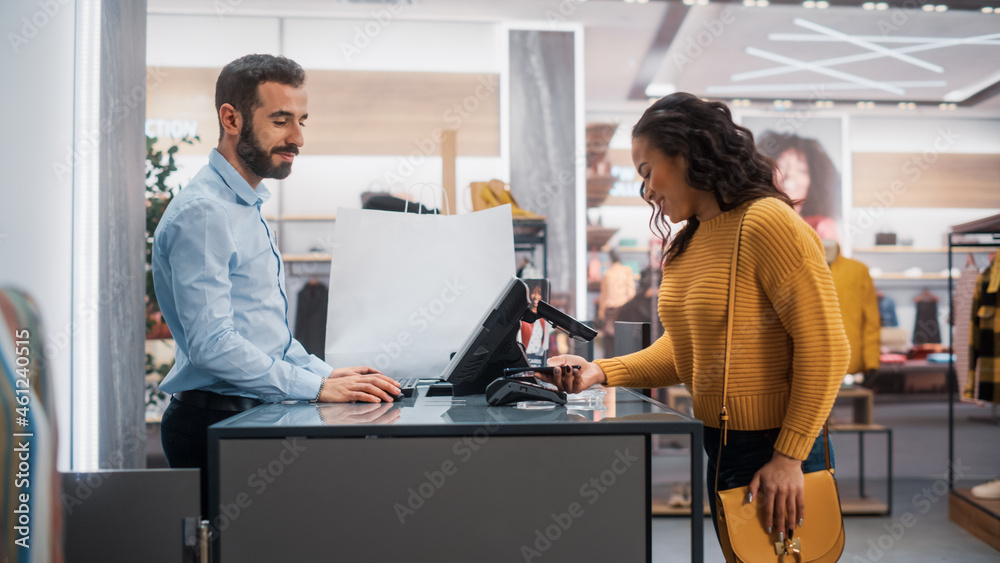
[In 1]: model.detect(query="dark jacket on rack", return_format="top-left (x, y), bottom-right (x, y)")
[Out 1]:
top-left (295, 281), bottom-right (329, 360)
top-left (968, 255), bottom-right (1000, 403)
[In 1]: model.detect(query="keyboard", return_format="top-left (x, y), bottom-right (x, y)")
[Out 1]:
top-left (395, 377), bottom-right (428, 399)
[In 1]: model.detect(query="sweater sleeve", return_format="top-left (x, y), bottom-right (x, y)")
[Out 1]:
top-left (744, 202), bottom-right (850, 460)
top-left (594, 332), bottom-right (681, 389)
top-left (861, 267), bottom-right (881, 372)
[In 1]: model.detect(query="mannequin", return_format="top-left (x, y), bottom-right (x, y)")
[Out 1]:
top-left (825, 240), bottom-right (880, 384)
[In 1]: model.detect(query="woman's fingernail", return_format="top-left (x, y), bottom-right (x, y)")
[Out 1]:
top-left (779, 532), bottom-right (784, 542)
top-left (767, 527), bottom-right (772, 534)
top-left (798, 518), bottom-right (803, 527)
top-left (747, 492), bottom-right (753, 503)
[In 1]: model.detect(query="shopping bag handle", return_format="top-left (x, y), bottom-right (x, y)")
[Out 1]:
top-left (403, 183), bottom-right (451, 215)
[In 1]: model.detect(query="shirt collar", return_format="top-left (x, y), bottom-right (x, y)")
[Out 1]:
top-left (208, 148), bottom-right (271, 206)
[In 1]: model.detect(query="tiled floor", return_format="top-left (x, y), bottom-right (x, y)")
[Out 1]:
top-left (651, 400), bottom-right (1000, 562)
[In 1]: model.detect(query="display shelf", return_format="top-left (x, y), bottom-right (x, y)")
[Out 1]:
top-left (946, 222), bottom-right (1000, 549)
top-left (513, 219), bottom-right (547, 278)
top-left (601, 195), bottom-right (648, 207)
top-left (871, 273), bottom-right (949, 281)
top-left (830, 423), bottom-right (893, 516)
top-left (855, 246), bottom-right (994, 254)
top-left (586, 174), bottom-right (616, 208)
top-left (587, 225), bottom-right (618, 250)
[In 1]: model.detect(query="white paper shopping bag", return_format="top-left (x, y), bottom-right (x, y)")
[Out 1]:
top-left (324, 205), bottom-right (515, 377)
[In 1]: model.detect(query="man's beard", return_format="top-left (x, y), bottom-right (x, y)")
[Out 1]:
top-left (236, 121), bottom-right (297, 180)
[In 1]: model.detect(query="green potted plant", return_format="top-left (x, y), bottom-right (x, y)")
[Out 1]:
top-left (144, 134), bottom-right (196, 419)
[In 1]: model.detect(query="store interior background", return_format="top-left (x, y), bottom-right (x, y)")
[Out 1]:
top-left (2, 0), bottom-right (999, 558)
top-left (142, 0), bottom-right (1000, 350)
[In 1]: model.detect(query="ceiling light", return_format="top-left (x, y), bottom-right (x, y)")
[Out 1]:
top-left (922, 3), bottom-right (934, 10)
top-left (935, 4), bottom-right (947, 10)
top-left (857, 101), bottom-right (875, 109)
top-left (637, 0), bottom-right (650, 3)
top-left (804, 0), bottom-right (817, 7)
top-left (816, 1), bottom-right (829, 7)
top-left (744, 0), bottom-right (754, 5)
top-left (862, 2), bottom-right (875, 8)
top-left (938, 102), bottom-right (957, 110)
top-left (982, 7), bottom-right (994, 13)
top-left (682, 0), bottom-right (695, 4)
top-left (875, 2), bottom-right (888, 9)
top-left (758, 0), bottom-right (770, 6)
top-left (696, 0), bottom-right (709, 5)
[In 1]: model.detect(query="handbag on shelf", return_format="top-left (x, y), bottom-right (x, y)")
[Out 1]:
top-left (714, 208), bottom-right (845, 563)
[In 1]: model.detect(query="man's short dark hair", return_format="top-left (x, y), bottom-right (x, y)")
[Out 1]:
top-left (215, 54), bottom-right (305, 140)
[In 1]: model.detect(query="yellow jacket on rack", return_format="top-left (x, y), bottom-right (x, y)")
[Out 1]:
top-left (830, 255), bottom-right (881, 375)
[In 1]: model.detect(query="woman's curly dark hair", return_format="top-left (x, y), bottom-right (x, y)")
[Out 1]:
top-left (632, 93), bottom-right (792, 265)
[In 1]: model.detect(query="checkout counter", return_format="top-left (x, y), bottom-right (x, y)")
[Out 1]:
top-left (207, 385), bottom-right (705, 562)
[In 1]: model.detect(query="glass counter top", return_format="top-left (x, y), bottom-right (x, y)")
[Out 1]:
top-left (209, 386), bottom-right (700, 438)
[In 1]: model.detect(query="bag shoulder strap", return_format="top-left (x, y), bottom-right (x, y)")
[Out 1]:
top-left (714, 203), bottom-right (831, 494)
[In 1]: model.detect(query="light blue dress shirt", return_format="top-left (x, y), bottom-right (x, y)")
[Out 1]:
top-left (153, 148), bottom-right (331, 402)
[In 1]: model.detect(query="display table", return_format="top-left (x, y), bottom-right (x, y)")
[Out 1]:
top-left (208, 386), bottom-right (704, 562)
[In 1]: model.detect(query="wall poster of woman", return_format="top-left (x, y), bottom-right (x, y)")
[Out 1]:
top-left (739, 115), bottom-right (848, 246)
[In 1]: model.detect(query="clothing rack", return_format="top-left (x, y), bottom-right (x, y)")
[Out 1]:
top-left (947, 228), bottom-right (1000, 489)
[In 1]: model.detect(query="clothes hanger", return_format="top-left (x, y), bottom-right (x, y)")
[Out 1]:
top-left (914, 288), bottom-right (938, 303)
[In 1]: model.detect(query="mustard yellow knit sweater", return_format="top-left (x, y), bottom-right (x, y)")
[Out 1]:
top-left (595, 198), bottom-right (849, 460)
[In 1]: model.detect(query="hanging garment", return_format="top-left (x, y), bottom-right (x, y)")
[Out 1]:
top-left (913, 298), bottom-right (942, 345)
top-left (877, 295), bottom-right (898, 327)
top-left (969, 255), bottom-right (1000, 404)
top-left (830, 255), bottom-right (881, 374)
top-left (954, 264), bottom-right (981, 402)
top-left (295, 281), bottom-right (329, 360)
top-left (0, 288), bottom-right (61, 563)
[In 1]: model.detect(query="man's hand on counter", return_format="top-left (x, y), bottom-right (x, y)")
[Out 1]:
top-left (319, 367), bottom-right (401, 403)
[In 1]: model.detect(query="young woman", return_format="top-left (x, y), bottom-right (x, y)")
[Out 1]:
top-left (544, 92), bottom-right (849, 543)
